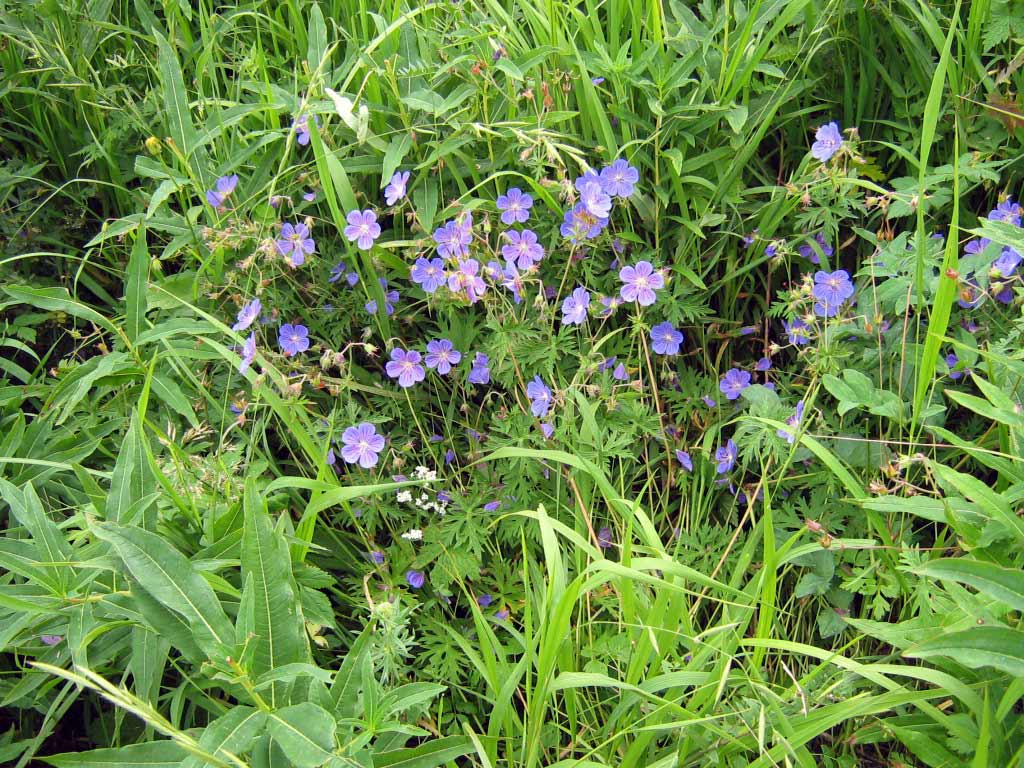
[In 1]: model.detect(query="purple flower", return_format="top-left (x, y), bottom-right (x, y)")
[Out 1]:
top-left (340, 422), bottom-right (386, 468)
top-left (702, 396), bottom-right (717, 408)
top-left (798, 233), bottom-right (834, 265)
top-left (425, 338), bottom-right (462, 374)
top-left (303, 190), bottom-right (317, 202)
top-left (329, 261), bottom-right (359, 285)
top-left (613, 363), bottom-right (628, 381)
top-left (561, 286), bottom-right (591, 325)
top-left (597, 526), bottom-right (613, 549)
top-left (946, 353), bottom-right (971, 380)
top-left (483, 500), bottom-right (501, 512)
top-left (715, 439), bottom-right (737, 474)
top-left (784, 318), bottom-right (811, 346)
top-left (365, 277), bottom-right (399, 316)
top-left (477, 593), bottom-right (493, 607)
top-left (989, 197), bottom-right (1022, 227)
top-left (992, 247), bottom-right (1022, 278)
top-left (434, 219), bottom-right (472, 258)
top-left (591, 76), bottom-right (605, 85)
top-left (812, 270), bottom-right (855, 316)
top-left (239, 332), bottom-right (256, 373)
top-left (205, 174), bottom-right (239, 208)
top-left (279, 324), bottom-right (309, 357)
top-left (277, 222), bottom-right (315, 267)
top-left (232, 298), bottom-right (261, 332)
top-left (619, 261), bottom-right (665, 306)
top-left (540, 422), bottom-right (554, 439)
top-left (411, 257), bottom-right (447, 294)
top-left (958, 277), bottom-right (983, 310)
top-left (294, 114), bottom-right (319, 146)
top-left (495, 608), bottom-right (509, 620)
top-left (675, 450), bottom-right (693, 472)
top-left (560, 203), bottom-right (607, 243)
top-left (600, 159), bottom-right (639, 198)
top-left (468, 352), bottom-right (491, 385)
top-left (719, 368), bottom-right (751, 400)
top-left (650, 321), bottom-right (684, 355)
top-left (496, 187), bottom-right (533, 225)
top-left (811, 121), bottom-right (843, 162)
top-left (448, 259), bottom-right (487, 302)
top-left (765, 242), bottom-right (780, 257)
top-left (384, 171), bottom-right (410, 206)
top-left (40, 635), bottom-right (62, 646)
top-left (369, 550), bottom-right (385, 565)
top-left (385, 348), bottom-right (426, 388)
top-left (502, 229), bottom-right (545, 270)
top-left (344, 209), bottom-right (382, 251)
top-left (527, 375), bottom-right (553, 417)
top-left (406, 570), bottom-right (425, 589)
top-left (777, 401), bottom-right (805, 444)
top-left (755, 357), bottom-right (772, 372)
top-left (579, 179), bottom-right (612, 219)
top-left (500, 263), bottom-right (525, 304)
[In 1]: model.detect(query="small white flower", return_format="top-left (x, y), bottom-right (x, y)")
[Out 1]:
top-left (401, 528), bottom-right (423, 541)
top-left (396, 490), bottom-right (413, 503)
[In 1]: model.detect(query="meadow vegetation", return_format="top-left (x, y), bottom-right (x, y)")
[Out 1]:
top-left (2, 0), bottom-right (1024, 765)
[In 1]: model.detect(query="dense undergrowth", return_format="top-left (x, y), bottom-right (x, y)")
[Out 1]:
top-left (2, 0), bottom-right (1024, 766)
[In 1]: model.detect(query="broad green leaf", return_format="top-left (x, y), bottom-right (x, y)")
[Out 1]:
top-left (267, 703), bottom-right (336, 768)
top-left (930, 461), bottom-right (1024, 544)
top-left (381, 133), bottom-right (412, 189)
top-left (906, 625), bottom-right (1024, 677)
top-left (307, 3), bottom-right (328, 70)
top-left (0, 479), bottom-right (71, 595)
top-left (241, 476), bottom-right (308, 706)
top-left (912, 558), bottom-right (1024, 612)
top-left (152, 31), bottom-right (201, 170)
top-left (2, 285), bottom-right (116, 336)
top-left (124, 224), bottom-right (148, 343)
top-left (379, 682), bottom-right (445, 719)
top-left (106, 416), bottom-right (156, 530)
top-left (331, 625), bottom-right (373, 717)
top-left (93, 522), bottom-right (234, 658)
top-left (40, 740), bottom-right (187, 767)
top-left (129, 625), bottom-right (169, 707)
top-left (374, 736), bottom-right (474, 768)
top-left (181, 707), bottom-right (266, 768)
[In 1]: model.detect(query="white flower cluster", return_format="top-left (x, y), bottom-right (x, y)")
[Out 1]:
top-left (400, 528), bottom-right (423, 541)
top-left (413, 466), bottom-right (437, 481)
top-left (393, 466), bottom-right (448, 516)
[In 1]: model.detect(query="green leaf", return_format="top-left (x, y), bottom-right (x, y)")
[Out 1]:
top-left (379, 682), bottom-right (445, 719)
top-left (94, 521), bottom-right (234, 658)
top-left (152, 31), bottom-right (200, 167)
top-left (330, 625), bottom-right (373, 717)
top-left (906, 625), bottom-right (1024, 677)
top-left (3, 285), bottom-right (116, 336)
top-left (241, 476), bottom-right (308, 706)
top-left (912, 558), bottom-right (1024, 612)
top-left (0, 479), bottom-right (71, 595)
top-left (382, 133), bottom-right (412, 189)
top-left (307, 3), bottom-right (328, 70)
top-left (181, 707), bottom-right (267, 768)
top-left (266, 703), bottom-right (336, 768)
top-left (106, 416), bottom-right (156, 529)
top-left (374, 736), bottom-right (474, 768)
top-left (125, 224), bottom-right (149, 343)
top-left (930, 461), bottom-right (1024, 544)
top-left (40, 740), bottom-right (188, 767)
